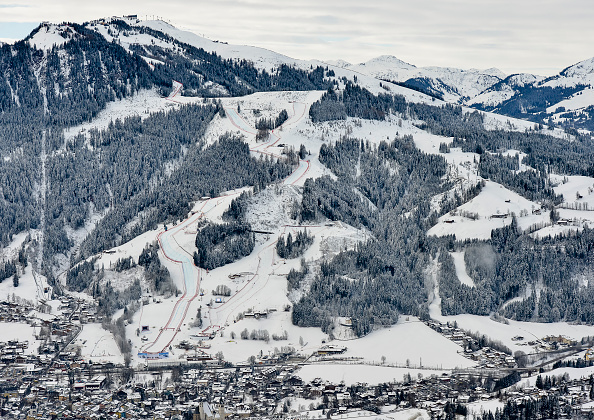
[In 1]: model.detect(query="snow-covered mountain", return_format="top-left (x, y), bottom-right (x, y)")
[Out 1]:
top-left (554, 56), bottom-right (594, 86)
top-left (25, 18), bottom-right (302, 72)
top-left (335, 52), bottom-right (594, 131)
top-left (468, 73), bottom-right (545, 108)
top-left (468, 57), bottom-right (594, 130)
top-left (336, 54), bottom-right (505, 103)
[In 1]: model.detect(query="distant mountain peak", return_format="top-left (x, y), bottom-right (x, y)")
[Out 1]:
top-left (362, 55), bottom-right (417, 69)
top-left (324, 59), bottom-right (352, 68)
top-left (560, 56), bottom-right (594, 77)
top-left (25, 22), bottom-right (80, 51)
top-left (482, 67), bottom-right (506, 79)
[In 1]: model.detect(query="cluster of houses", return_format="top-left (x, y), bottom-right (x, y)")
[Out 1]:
top-left (5, 349), bottom-right (594, 420)
top-left (6, 296), bottom-right (594, 418)
top-left (1, 325), bottom-right (594, 419)
top-left (511, 334), bottom-right (578, 352)
top-left (0, 359), bottom-right (499, 419)
top-left (498, 370), bottom-right (594, 417)
top-left (425, 320), bottom-right (517, 369)
top-left (0, 301), bottom-right (30, 323)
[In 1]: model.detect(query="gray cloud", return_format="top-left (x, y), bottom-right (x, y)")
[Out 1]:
top-left (0, 0), bottom-right (592, 75)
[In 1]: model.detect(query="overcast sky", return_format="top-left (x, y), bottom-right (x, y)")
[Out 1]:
top-left (0, 0), bottom-right (592, 76)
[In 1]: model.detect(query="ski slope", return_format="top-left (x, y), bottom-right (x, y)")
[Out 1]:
top-left (139, 200), bottom-right (210, 356)
top-left (223, 99), bottom-right (312, 186)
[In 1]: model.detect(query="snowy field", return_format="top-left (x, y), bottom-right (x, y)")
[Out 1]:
top-left (431, 311), bottom-right (594, 355)
top-left (73, 323), bottom-right (124, 364)
top-left (450, 251), bottom-right (475, 287)
top-left (0, 261), bottom-right (50, 304)
top-left (298, 364), bottom-right (450, 386)
top-left (467, 400), bottom-right (505, 417)
top-left (62, 89), bottom-right (181, 145)
top-left (298, 407), bottom-right (430, 420)
top-left (530, 224), bottom-right (580, 239)
top-left (547, 87), bottom-right (594, 114)
top-left (428, 180), bottom-right (548, 240)
top-left (552, 174), bottom-right (594, 209)
top-left (0, 322), bottom-right (37, 355)
top-left (335, 316), bottom-right (474, 369)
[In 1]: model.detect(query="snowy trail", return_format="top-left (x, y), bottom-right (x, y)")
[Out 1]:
top-left (208, 224), bottom-right (328, 328)
top-left (224, 107), bottom-right (257, 135)
top-left (223, 102), bottom-right (310, 185)
top-left (140, 201), bottom-right (209, 356)
top-left (199, 104), bottom-right (317, 330)
top-left (140, 196), bottom-right (239, 357)
top-left (141, 98), bottom-right (310, 357)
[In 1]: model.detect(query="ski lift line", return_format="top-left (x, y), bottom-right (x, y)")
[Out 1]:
top-left (209, 255), bottom-right (262, 325)
top-left (217, 263), bottom-right (275, 327)
top-left (142, 297), bottom-right (185, 351)
top-left (137, 299), bottom-right (145, 330)
top-left (162, 289), bottom-right (200, 350)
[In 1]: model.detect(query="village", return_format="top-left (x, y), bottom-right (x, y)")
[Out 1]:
top-left (1, 297), bottom-right (594, 419)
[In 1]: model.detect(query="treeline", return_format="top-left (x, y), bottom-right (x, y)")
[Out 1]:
top-left (0, 142), bottom-right (41, 247)
top-left (309, 83), bottom-right (407, 123)
top-left (478, 152), bottom-right (561, 204)
top-left (95, 280), bottom-right (142, 319)
top-left (0, 260), bottom-right (18, 283)
top-left (222, 191), bottom-right (252, 222)
top-left (407, 101), bottom-right (594, 178)
top-left (129, 39), bottom-right (332, 97)
top-left (438, 220), bottom-right (594, 323)
top-left (438, 180), bottom-right (485, 217)
top-left (138, 242), bottom-right (176, 295)
top-left (45, 103), bottom-right (217, 265)
top-left (276, 229), bottom-right (314, 259)
top-left (193, 222), bottom-right (255, 270)
top-left (473, 81), bottom-right (586, 123)
top-left (66, 258), bottom-right (101, 293)
top-left (437, 251), bottom-right (492, 316)
top-left (0, 247), bottom-right (27, 286)
top-left (478, 395), bottom-right (570, 420)
top-left (287, 259), bottom-right (308, 291)
top-left (67, 243), bottom-right (172, 316)
top-left (293, 136), bottom-right (450, 336)
top-left (255, 109), bottom-right (289, 130)
top-left (77, 133), bottom-right (293, 261)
